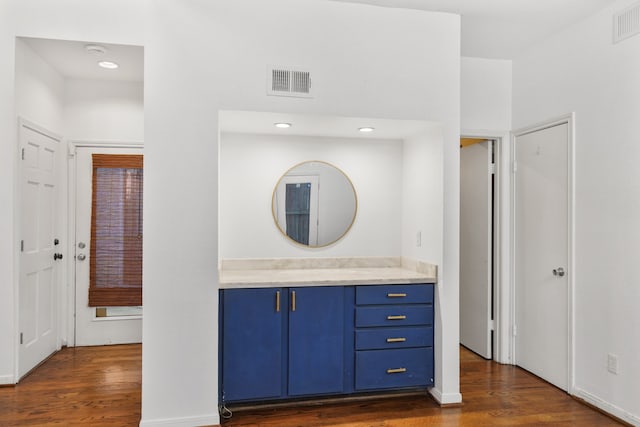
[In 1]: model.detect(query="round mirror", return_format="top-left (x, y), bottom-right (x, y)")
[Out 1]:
top-left (272, 161), bottom-right (357, 247)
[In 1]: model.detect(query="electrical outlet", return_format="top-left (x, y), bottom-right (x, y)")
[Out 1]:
top-left (607, 353), bottom-right (618, 374)
top-left (416, 231), bottom-right (422, 247)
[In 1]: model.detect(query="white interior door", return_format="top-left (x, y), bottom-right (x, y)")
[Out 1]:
top-left (274, 175), bottom-right (319, 246)
top-left (74, 146), bottom-right (142, 346)
top-left (460, 140), bottom-right (493, 359)
top-left (18, 122), bottom-right (62, 378)
top-left (514, 122), bottom-right (569, 391)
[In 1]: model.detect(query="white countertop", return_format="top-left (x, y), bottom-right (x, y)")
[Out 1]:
top-left (218, 257), bottom-right (437, 289)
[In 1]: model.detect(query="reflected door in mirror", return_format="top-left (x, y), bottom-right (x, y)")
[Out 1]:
top-left (273, 161), bottom-right (356, 248)
top-left (284, 181), bottom-right (316, 245)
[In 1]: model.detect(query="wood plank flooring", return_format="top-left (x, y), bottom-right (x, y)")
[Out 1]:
top-left (0, 344), bottom-right (141, 426)
top-left (0, 344), bottom-right (623, 426)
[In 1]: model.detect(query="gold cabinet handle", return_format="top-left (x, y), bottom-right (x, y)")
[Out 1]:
top-left (386, 337), bottom-right (407, 343)
top-left (386, 368), bottom-right (407, 374)
top-left (276, 291), bottom-right (280, 312)
top-left (387, 293), bottom-right (407, 298)
top-left (387, 315), bottom-right (407, 320)
top-left (291, 290), bottom-right (296, 312)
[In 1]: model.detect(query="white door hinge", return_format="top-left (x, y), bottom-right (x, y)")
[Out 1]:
top-left (512, 160), bottom-right (518, 173)
top-left (489, 163), bottom-right (496, 175)
top-left (512, 324), bottom-right (517, 336)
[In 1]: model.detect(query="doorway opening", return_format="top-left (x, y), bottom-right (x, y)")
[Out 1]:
top-left (15, 36), bottom-right (143, 380)
top-left (459, 137), bottom-right (498, 360)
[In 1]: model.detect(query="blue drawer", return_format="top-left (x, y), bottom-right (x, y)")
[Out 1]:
top-left (355, 347), bottom-right (433, 390)
top-left (355, 305), bottom-right (432, 327)
top-left (355, 326), bottom-right (433, 350)
top-left (356, 284), bottom-right (433, 306)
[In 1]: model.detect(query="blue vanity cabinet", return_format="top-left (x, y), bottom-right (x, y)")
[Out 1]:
top-left (354, 284), bottom-right (435, 391)
top-left (288, 287), bottom-right (345, 396)
top-left (220, 283), bottom-right (434, 405)
top-left (220, 286), bottom-right (346, 403)
top-left (220, 288), bottom-right (284, 402)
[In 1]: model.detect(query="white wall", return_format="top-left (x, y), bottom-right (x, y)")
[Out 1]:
top-left (15, 38), bottom-right (65, 134)
top-left (401, 126), bottom-right (443, 266)
top-left (64, 79), bottom-right (144, 142)
top-left (461, 57), bottom-right (512, 134)
top-left (145, 0), bottom-right (460, 424)
top-left (0, 1), bottom-right (16, 386)
top-left (1, 1), bottom-right (461, 425)
top-left (512, 0), bottom-right (640, 423)
top-left (220, 133), bottom-right (403, 258)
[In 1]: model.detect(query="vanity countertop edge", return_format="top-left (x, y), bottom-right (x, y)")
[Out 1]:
top-left (218, 257), bottom-right (437, 289)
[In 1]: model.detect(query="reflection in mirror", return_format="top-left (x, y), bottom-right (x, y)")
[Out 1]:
top-left (272, 161), bottom-right (357, 247)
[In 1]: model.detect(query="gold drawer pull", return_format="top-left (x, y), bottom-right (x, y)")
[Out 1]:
top-left (387, 315), bottom-right (407, 320)
top-left (387, 293), bottom-right (407, 298)
top-left (276, 291), bottom-right (281, 312)
top-left (386, 368), bottom-right (407, 374)
top-left (291, 290), bottom-right (296, 312)
top-left (386, 337), bottom-right (407, 343)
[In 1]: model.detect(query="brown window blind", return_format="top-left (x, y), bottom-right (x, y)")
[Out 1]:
top-left (89, 154), bottom-right (143, 307)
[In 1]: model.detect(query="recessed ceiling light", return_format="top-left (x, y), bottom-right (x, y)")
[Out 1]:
top-left (274, 123), bottom-right (292, 129)
top-left (98, 61), bottom-right (119, 70)
top-left (85, 44), bottom-right (107, 55)
top-left (358, 127), bottom-right (375, 133)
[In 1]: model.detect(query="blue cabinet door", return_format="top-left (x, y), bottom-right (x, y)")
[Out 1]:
top-left (288, 287), bottom-right (345, 396)
top-left (221, 288), bottom-right (283, 402)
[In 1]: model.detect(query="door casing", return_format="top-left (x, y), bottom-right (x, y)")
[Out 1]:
top-left (66, 141), bottom-right (143, 347)
top-left (510, 113), bottom-right (575, 393)
top-left (461, 130), bottom-right (509, 364)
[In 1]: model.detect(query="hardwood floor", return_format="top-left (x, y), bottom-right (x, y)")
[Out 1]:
top-left (223, 347), bottom-right (623, 427)
top-left (0, 344), bottom-right (141, 426)
top-left (0, 344), bottom-right (623, 426)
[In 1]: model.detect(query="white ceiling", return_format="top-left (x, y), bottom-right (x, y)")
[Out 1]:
top-left (20, 37), bottom-right (143, 82)
top-left (19, 0), bottom-right (617, 83)
top-left (331, 0), bottom-right (617, 58)
top-left (17, 1), bottom-right (616, 138)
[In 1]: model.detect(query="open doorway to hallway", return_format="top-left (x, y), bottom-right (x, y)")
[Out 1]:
top-left (15, 36), bottom-right (143, 379)
top-left (459, 137), bottom-right (497, 360)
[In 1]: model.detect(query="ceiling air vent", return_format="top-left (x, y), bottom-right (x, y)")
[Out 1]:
top-left (267, 66), bottom-right (313, 98)
top-left (614, 1), bottom-right (640, 43)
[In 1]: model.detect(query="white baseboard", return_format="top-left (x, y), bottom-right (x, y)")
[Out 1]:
top-left (573, 387), bottom-right (640, 426)
top-left (429, 387), bottom-right (463, 405)
top-left (0, 374), bottom-right (15, 385)
top-left (139, 413), bottom-right (220, 427)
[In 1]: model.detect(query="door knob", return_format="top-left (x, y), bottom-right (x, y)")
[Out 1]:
top-left (77, 254), bottom-right (86, 261)
top-left (53, 253), bottom-right (63, 261)
top-left (552, 267), bottom-right (565, 277)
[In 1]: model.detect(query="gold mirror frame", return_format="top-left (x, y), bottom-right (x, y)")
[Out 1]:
top-left (272, 161), bottom-right (358, 248)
